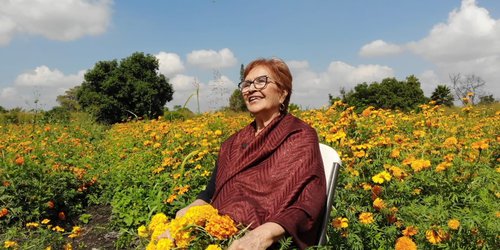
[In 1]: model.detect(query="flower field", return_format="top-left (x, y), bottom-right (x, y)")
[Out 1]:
top-left (0, 103), bottom-right (499, 249)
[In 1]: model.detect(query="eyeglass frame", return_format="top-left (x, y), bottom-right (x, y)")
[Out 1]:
top-left (238, 75), bottom-right (277, 92)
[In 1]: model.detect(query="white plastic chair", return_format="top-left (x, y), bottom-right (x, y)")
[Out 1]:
top-left (318, 143), bottom-right (342, 246)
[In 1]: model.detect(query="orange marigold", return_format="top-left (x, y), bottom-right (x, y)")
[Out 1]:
top-left (395, 236), bottom-right (417, 250)
top-left (448, 219), bottom-right (460, 230)
top-left (204, 214), bottom-right (238, 240)
top-left (359, 212), bottom-right (374, 224)
top-left (403, 226), bottom-right (418, 236)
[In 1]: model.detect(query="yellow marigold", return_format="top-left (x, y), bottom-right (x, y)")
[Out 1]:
top-left (390, 148), bottom-right (400, 158)
top-left (353, 150), bottom-right (366, 158)
top-left (205, 214), bottom-right (238, 240)
top-left (443, 137), bottom-right (458, 148)
top-left (183, 205), bottom-right (219, 226)
top-left (436, 162), bottom-right (452, 172)
top-left (332, 217), bottom-right (349, 229)
top-left (205, 244), bottom-right (222, 250)
top-left (151, 223), bottom-right (170, 242)
top-left (402, 226), bottom-right (418, 236)
top-left (395, 236), bottom-right (417, 250)
top-left (148, 213), bottom-right (168, 232)
top-left (4, 241), bottom-right (18, 248)
top-left (156, 238), bottom-right (174, 250)
top-left (41, 218), bottom-right (50, 224)
top-left (410, 159), bottom-right (431, 172)
top-left (26, 222), bottom-right (39, 229)
top-left (68, 226), bottom-right (83, 238)
top-left (448, 219), bottom-right (460, 230)
top-left (138, 225), bottom-right (149, 238)
top-left (389, 166), bottom-right (406, 180)
top-left (359, 212), bottom-right (374, 224)
top-left (372, 171), bottom-right (391, 184)
top-left (373, 198), bottom-right (386, 211)
top-left (425, 228), bottom-right (448, 244)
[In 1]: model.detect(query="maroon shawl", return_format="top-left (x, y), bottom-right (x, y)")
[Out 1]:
top-left (212, 113), bottom-right (326, 249)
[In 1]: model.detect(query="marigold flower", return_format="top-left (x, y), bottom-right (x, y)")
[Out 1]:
top-left (332, 217), bottom-right (349, 229)
top-left (410, 159), bottom-right (431, 172)
top-left (372, 171), bottom-right (391, 184)
top-left (353, 150), bottom-right (366, 158)
top-left (148, 213), bottom-right (168, 232)
top-left (26, 222), bottom-right (40, 229)
top-left (156, 238), bottom-right (174, 250)
top-left (390, 148), bottom-right (400, 158)
top-left (0, 208), bottom-right (8, 218)
top-left (448, 219), bottom-right (460, 230)
top-left (52, 225), bottom-right (65, 232)
top-left (4, 241), bottom-right (17, 248)
top-left (359, 212), bottom-right (374, 224)
top-left (68, 226), bottom-right (83, 238)
top-left (426, 228), bottom-right (448, 244)
top-left (205, 214), bottom-right (238, 240)
top-left (41, 218), bottom-right (50, 224)
top-left (403, 226), bottom-right (418, 236)
top-left (373, 198), bottom-right (386, 211)
top-left (395, 236), bottom-right (417, 250)
top-left (58, 211), bottom-right (66, 220)
top-left (206, 244), bottom-right (222, 250)
top-left (14, 156), bottom-right (25, 165)
top-left (47, 200), bottom-right (55, 209)
top-left (138, 225), bottom-right (149, 238)
top-left (371, 185), bottom-right (383, 200)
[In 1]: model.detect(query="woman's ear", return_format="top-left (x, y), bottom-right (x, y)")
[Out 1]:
top-left (280, 90), bottom-right (288, 103)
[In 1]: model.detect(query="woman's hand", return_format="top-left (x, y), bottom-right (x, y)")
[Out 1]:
top-left (228, 222), bottom-right (285, 250)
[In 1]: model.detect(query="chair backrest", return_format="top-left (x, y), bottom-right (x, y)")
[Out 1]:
top-left (318, 143), bottom-right (342, 246)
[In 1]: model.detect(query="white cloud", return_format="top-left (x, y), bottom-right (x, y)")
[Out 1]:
top-left (187, 48), bottom-right (237, 69)
top-left (155, 52), bottom-right (185, 77)
top-left (0, 66), bottom-right (85, 109)
top-left (406, 0), bottom-right (500, 99)
top-left (359, 40), bottom-right (403, 57)
top-left (0, 0), bottom-right (112, 45)
top-left (289, 60), bottom-right (395, 109)
top-left (166, 74), bottom-right (235, 112)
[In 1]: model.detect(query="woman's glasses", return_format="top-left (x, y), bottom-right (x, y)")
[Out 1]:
top-left (238, 75), bottom-right (274, 92)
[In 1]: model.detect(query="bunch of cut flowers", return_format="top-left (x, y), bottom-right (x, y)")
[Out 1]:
top-left (138, 204), bottom-right (247, 250)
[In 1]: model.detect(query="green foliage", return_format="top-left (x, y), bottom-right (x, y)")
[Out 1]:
top-left (56, 86), bottom-right (81, 112)
top-left (0, 105), bottom-right (7, 113)
top-left (76, 52), bottom-right (174, 124)
top-left (431, 85), bottom-right (454, 107)
top-left (228, 89), bottom-right (247, 112)
top-left (342, 75), bottom-right (428, 112)
top-left (478, 94), bottom-right (497, 105)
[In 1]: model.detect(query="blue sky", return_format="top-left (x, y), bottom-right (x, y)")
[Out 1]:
top-left (1, 0), bottom-right (499, 111)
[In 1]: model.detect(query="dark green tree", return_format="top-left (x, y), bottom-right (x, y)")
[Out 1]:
top-left (56, 86), bottom-right (81, 111)
top-left (343, 75), bottom-right (428, 112)
top-left (228, 63), bottom-right (247, 112)
top-left (478, 94), bottom-right (497, 105)
top-left (0, 105), bottom-right (7, 113)
top-left (228, 89), bottom-right (247, 112)
top-left (77, 52), bottom-right (174, 124)
top-left (430, 85), bottom-right (454, 107)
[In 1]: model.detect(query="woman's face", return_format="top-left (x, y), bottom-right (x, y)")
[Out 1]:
top-left (242, 66), bottom-right (287, 119)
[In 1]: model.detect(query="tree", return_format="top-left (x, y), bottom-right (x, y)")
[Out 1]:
top-left (56, 86), bottom-right (81, 111)
top-left (450, 73), bottom-right (486, 105)
top-left (430, 85), bottom-right (454, 107)
top-left (228, 89), bottom-right (247, 112)
top-left (77, 52), bottom-right (173, 124)
top-left (228, 63), bottom-right (247, 112)
top-left (342, 75), bottom-right (428, 112)
top-left (0, 105), bottom-right (7, 113)
top-left (478, 94), bottom-right (497, 105)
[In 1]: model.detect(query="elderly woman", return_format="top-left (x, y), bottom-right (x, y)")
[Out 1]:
top-left (165, 58), bottom-right (326, 249)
